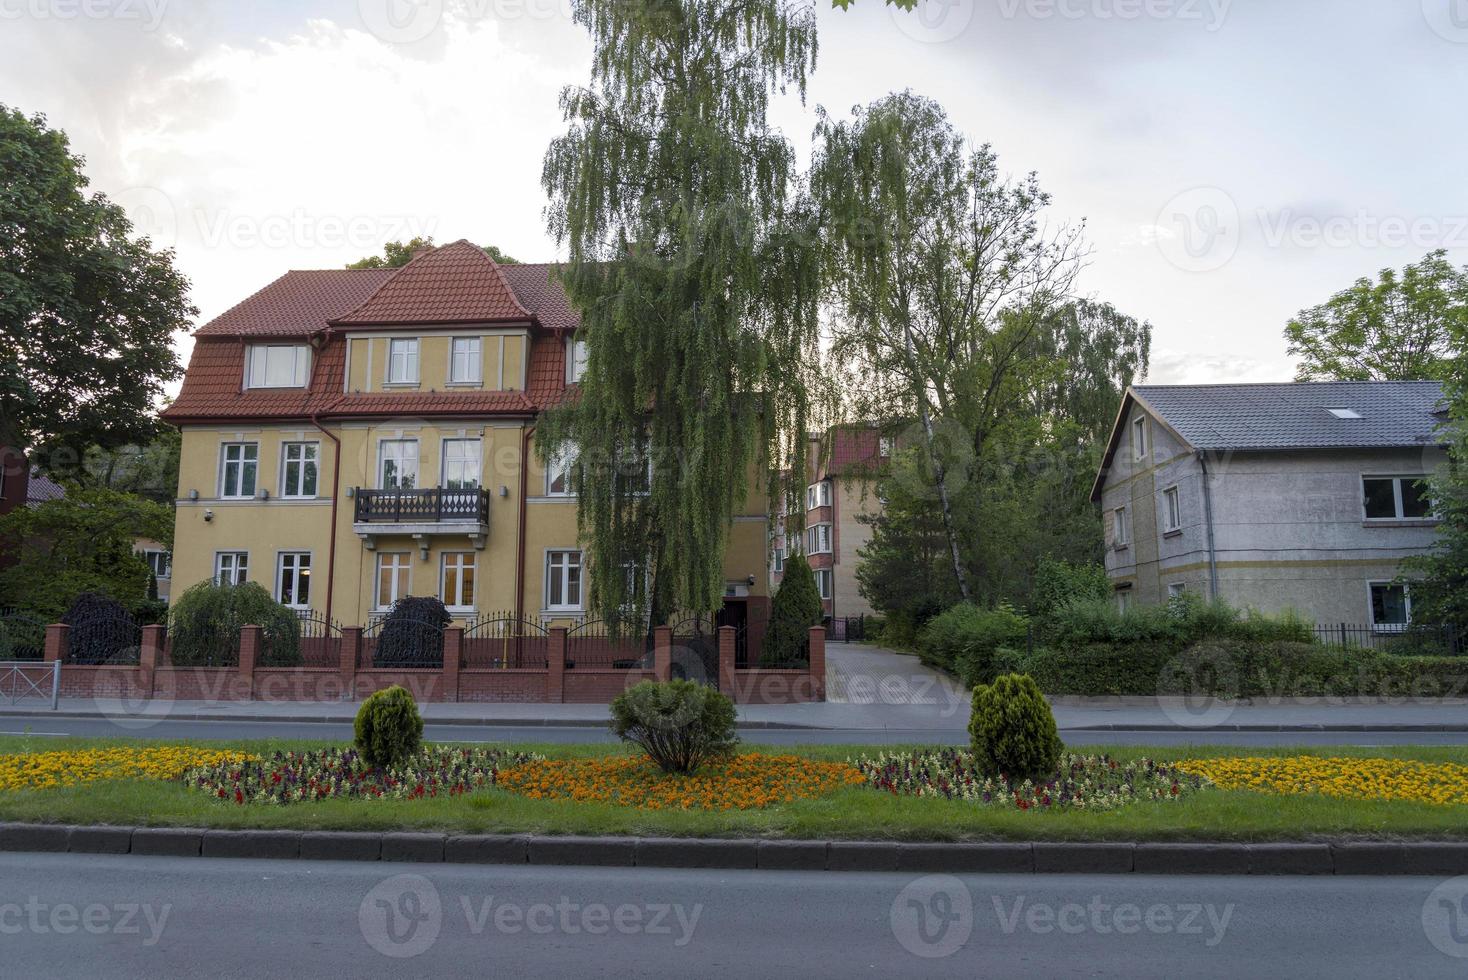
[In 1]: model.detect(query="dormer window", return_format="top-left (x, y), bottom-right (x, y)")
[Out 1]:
top-left (246, 345), bottom-right (309, 388)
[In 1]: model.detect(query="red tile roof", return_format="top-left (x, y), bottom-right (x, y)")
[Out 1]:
top-left (824, 425), bottom-right (888, 477)
top-left (500, 262), bottom-right (576, 332)
top-left (193, 269), bottom-right (396, 337)
top-left (333, 240), bottom-right (533, 326)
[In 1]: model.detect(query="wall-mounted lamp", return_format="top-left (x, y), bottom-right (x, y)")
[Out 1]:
top-left (188, 489), bottom-right (199, 501)
top-left (203, 509), bottom-right (214, 523)
top-left (345, 486), bottom-right (356, 498)
top-left (746, 574), bottom-right (756, 586)
top-left (499, 485), bottom-right (509, 497)
top-left (257, 489), bottom-right (270, 501)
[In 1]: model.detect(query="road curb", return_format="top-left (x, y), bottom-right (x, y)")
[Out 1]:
top-left (0, 711), bottom-right (825, 730)
top-left (3, 824), bottom-right (1467, 874)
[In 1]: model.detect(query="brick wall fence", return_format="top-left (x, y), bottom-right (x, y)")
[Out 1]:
top-left (41, 624), bottom-right (825, 705)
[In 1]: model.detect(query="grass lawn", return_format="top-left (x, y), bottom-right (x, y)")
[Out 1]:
top-left (2, 735), bottom-right (1467, 842)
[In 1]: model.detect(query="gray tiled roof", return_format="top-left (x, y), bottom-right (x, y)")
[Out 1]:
top-left (25, 471), bottom-right (66, 505)
top-left (1133, 381), bottom-right (1448, 451)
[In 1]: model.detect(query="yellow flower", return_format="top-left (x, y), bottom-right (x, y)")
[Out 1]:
top-left (1177, 756), bottom-right (1468, 807)
top-left (0, 747), bottom-right (252, 792)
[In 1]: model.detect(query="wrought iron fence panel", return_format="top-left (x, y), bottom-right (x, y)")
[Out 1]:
top-left (1313, 623), bottom-right (1465, 656)
top-left (63, 612), bottom-right (142, 665)
top-left (362, 616), bottom-right (446, 669)
top-left (668, 616), bottom-right (718, 688)
top-left (463, 613), bottom-right (549, 668)
top-left (292, 613), bottom-right (344, 668)
top-left (565, 619), bottom-right (651, 670)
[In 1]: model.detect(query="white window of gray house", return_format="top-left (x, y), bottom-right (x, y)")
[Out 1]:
top-left (138, 550), bottom-right (171, 579)
top-left (567, 338), bottom-right (589, 383)
top-left (450, 337), bottom-right (481, 384)
top-left (807, 523), bottom-right (832, 554)
top-left (219, 443), bottom-right (258, 498)
top-left (277, 552), bottom-right (311, 608)
top-left (546, 443), bottom-right (577, 496)
top-left (1362, 475), bottom-right (1432, 520)
top-left (815, 568), bottom-right (832, 600)
top-left (281, 442), bottom-right (319, 498)
top-left (378, 439), bottom-right (418, 489)
top-left (387, 338), bottom-right (419, 384)
top-left (1112, 506), bottom-right (1129, 547)
top-left (1167, 582), bottom-right (1186, 599)
top-left (1132, 415), bottom-right (1148, 461)
top-left (1369, 582), bottom-right (1411, 631)
top-left (1163, 485), bottom-right (1182, 533)
top-left (1116, 589), bottom-right (1132, 612)
top-left (441, 553), bottom-right (476, 611)
top-left (246, 344), bottom-right (309, 388)
top-left (215, 551), bottom-right (248, 585)
top-left (546, 550), bottom-right (582, 611)
top-left (441, 438), bottom-right (481, 490)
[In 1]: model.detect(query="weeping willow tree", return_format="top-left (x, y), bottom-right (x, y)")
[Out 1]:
top-left (540, 0), bottom-right (822, 632)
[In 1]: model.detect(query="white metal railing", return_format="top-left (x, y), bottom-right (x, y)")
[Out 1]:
top-left (1, 660), bottom-right (60, 709)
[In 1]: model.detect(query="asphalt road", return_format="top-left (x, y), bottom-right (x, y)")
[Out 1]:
top-left (3, 715), bottom-right (1468, 747)
top-left (2, 852), bottom-right (1466, 978)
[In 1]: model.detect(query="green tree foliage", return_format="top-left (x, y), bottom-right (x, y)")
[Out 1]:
top-left (856, 453), bottom-right (959, 643)
top-left (764, 553), bottom-right (822, 665)
top-left (44, 430), bottom-right (181, 505)
top-left (1027, 558), bottom-right (1110, 620)
top-left (346, 236), bottom-right (520, 269)
top-left (0, 486), bottom-right (173, 620)
top-left (354, 686), bottom-right (425, 768)
top-left (968, 673), bottom-right (1063, 780)
top-left (167, 580), bottom-right (302, 667)
top-left (540, 0), bottom-right (822, 631)
top-left (609, 679), bottom-right (738, 774)
top-left (0, 106), bottom-right (194, 465)
top-left (1285, 250), bottom-right (1467, 381)
top-left (917, 602), bottom-right (1028, 688)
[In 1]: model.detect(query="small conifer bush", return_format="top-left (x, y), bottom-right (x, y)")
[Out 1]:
top-left (354, 685), bottom-right (425, 768)
top-left (968, 673), bottom-right (1063, 780)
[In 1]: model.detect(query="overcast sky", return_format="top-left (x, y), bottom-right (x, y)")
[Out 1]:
top-left (4, 0), bottom-right (1466, 385)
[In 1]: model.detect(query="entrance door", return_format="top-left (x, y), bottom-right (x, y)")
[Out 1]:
top-left (717, 598), bottom-right (748, 667)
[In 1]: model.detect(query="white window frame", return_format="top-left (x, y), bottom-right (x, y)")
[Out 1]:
top-left (1162, 485), bottom-right (1182, 533)
top-left (375, 553), bottom-right (411, 611)
top-left (1116, 589), bottom-right (1132, 612)
top-left (378, 439), bottom-right (419, 490)
top-left (545, 550), bottom-right (583, 612)
top-left (449, 337), bottom-right (482, 385)
top-left (1167, 582), bottom-right (1186, 599)
top-left (814, 568), bottom-right (832, 601)
top-left (546, 443), bottom-right (578, 497)
top-left (440, 438), bottom-right (482, 490)
top-left (219, 443), bottom-right (259, 499)
top-left (1361, 474), bottom-right (1433, 522)
top-left (276, 552), bottom-right (312, 609)
top-left (1132, 415), bottom-right (1148, 462)
top-left (1368, 580), bottom-right (1412, 633)
top-left (1112, 506), bottom-right (1129, 548)
top-left (440, 552), bottom-right (476, 612)
top-left (280, 441), bottom-right (320, 499)
top-left (773, 547), bottom-right (785, 574)
top-left (807, 522), bottom-right (832, 555)
top-left (215, 551), bottom-right (249, 586)
top-left (138, 549), bottom-right (171, 580)
top-left (245, 344), bottom-right (309, 389)
top-left (566, 338), bottom-right (589, 383)
top-left (386, 338), bottom-right (420, 385)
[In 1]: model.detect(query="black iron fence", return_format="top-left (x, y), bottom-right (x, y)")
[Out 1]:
top-left (565, 619), bottom-right (650, 669)
top-left (463, 613), bottom-right (549, 669)
top-left (829, 615), bottom-right (867, 643)
top-left (353, 488), bottom-right (491, 524)
top-left (362, 616), bottom-right (446, 669)
top-left (293, 613), bottom-right (343, 668)
top-left (669, 616), bottom-right (719, 687)
top-left (0, 612), bottom-right (47, 661)
top-left (1313, 623), bottom-right (1466, 656)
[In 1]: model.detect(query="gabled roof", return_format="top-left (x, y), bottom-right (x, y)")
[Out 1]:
top-left (332, 239), bottom-right (533, 326)
top-left (26, 471), bottom-right (65, 505)
top-left (1090, 380), bottom-right (1449, 501)
top-left (193, 269), bottom-right (396, 337)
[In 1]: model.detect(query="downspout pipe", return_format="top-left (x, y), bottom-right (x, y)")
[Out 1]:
top-left (515, 422), bottom-right (535, 625)
top-left (1197, 451), bottom-right (1220, 601)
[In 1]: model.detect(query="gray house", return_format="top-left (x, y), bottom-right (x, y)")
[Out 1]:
top-left (1090, 381), bottom-right (1448, 628)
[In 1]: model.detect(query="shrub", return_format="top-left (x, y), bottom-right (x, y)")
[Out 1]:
top-left (763, 554), bottom-right (821, 666)
top-left (1028, 558), bottom-right (1109, 620)
top-left (609, 679), bottom-right (738, 774)
top-left (168, 581), bottom-right (301, 667)
top-left (61, 592), bottom-right (139, 664)
top-left (1038, 593), bottom-right (1313, 650)
top-left (917, 602), bottom-right (1029, 687)
top-left (968, 673), bottom-right (1063, 780)
top-left (374, 596), bottom-right (451, 668)
top-left (354, 686), bottom-right (425, 768)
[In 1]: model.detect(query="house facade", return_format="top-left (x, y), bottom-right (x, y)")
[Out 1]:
top-left (771, 424), bottom-right (890, 620)
top-left (162, 241), bottom-right (772, 631)
top-left (1091, 381), bottom-right (1448, 629)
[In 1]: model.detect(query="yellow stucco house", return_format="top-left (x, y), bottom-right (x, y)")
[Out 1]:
top-left (162, 240), bottom-right (772, 633)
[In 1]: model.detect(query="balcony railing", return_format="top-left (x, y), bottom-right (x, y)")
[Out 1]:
top-left (353, 488), bottom-right (491, 524)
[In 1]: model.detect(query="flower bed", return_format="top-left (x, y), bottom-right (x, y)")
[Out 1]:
top-left (497, 754), bottom-right (867, 810)
top-left (1177, 756), bottom-right (1468, 807)
top-left (0, 747), bottom-right (252, 791)
top-left (854, 749), bottom-right (1207, 811)
top-left (184, 746), bottom-right (540, 805)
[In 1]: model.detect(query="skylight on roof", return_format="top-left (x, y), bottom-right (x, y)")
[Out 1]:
top-left (1327, 408), bottom-right (1362, 419)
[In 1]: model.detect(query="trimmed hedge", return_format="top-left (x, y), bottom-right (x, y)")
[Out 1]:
top-left (916, 603), bottom-right (1028, 688)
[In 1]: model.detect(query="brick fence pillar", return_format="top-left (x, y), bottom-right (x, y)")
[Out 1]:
top-left (718, 626), bottom-right (737, 699)
top-left (139, 625), bottom-right (164, 698)
top-left (238, 625), bottom-right (261, 701)
top-left (547, 627), bottom-right (566, 703)
top-left (43, 623), bottom-right (69, 664)
top-left (442, 627), bottom-right (463, 703)
top-left (807, 625), bottom-right (827, 702)
top-left (340, 627), bottom-right (362, 700)
top-left (653, 626), bottom-right (672, 683)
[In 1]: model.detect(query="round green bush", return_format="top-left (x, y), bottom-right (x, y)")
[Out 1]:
top-left (167, 581), bottom-right (301, 667)
top-left (968, 673), bottom-right (1063, 780)
top-left (609, 679), bottom-right (738, 774)
top-left (354, 686), bottom-right (425, 768)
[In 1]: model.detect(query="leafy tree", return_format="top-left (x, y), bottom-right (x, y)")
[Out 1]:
top-left (167, 580), bottom-right (302, 667)
top-left (1285, 250), bottom-right (1467, 381)
top-left (856, 452), bottom-right (959, 638)
top-left (764, 553), bottom-right (822, 665)
top-left (1028, 557), bottom-right (1109, 620)
top-left (540, 0), bottom-right (821, 630)
top-left (0, 486), bottom-right (173, 620)
top-left (346, 236), bottom-right (520, 269)
top-left (0, 106), bottom-right (194, 469)
top-left (42, 430), bottom-right (181, 505)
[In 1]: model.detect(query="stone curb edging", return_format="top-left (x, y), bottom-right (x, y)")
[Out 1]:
top-left (3, 824), bottom-right (1467, 875)
top-left (0, 711), bottom-right (823, 730)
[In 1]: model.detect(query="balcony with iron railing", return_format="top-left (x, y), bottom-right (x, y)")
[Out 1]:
top-left (352, 487), bottom-right (492, 550)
